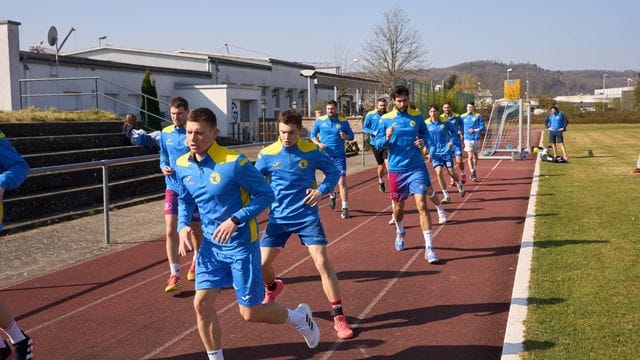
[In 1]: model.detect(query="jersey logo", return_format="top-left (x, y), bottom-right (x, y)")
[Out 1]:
top-left (166, 138), bottom-right (174, 145)
top-left (335, 124), bottom-right (341, 129)
top-left (440, 124), bottom-right (445, 129)
top-left (183, 175), bottom-right (195, 186)
top-left (298, 159), bottom-right (308, 169)
top-left (209, 172), bottom-right (221, 185)
top-left (410, 120), bottom-right (416, 127)
top-left (271, 161), bottom-right (283, 170)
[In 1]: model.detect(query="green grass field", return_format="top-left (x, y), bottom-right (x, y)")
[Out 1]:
top-left (0, 107), bottom-right (120, 122)
top-left (524, 124), bottom-right (640, 359)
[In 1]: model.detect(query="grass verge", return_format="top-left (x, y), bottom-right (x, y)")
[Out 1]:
top-left (524, 124), bottom-right (640, 359)
top-left (0, 107), bottom-right (120, 122)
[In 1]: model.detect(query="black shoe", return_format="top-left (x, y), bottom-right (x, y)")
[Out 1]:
top-left (13, 332), bottom-right (33, 360)
top-left (0, 341), bottom-right (12, 360)
top-left (328, 193), bottom-right (336, 210)
top-left (378, 182), bottom-right (385, 192)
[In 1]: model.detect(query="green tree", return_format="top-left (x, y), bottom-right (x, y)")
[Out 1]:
top-left (140, 69), bottom-right (162, 128)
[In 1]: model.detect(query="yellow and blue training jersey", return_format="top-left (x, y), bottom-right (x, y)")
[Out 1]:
top-left (0, 131), bottom-right (29, 232)
top-left (175, 142), bottom-right (274, 255)
top-left (460, 112), bottom-right (486, 141)
top-left (310, 115), bottom-right (354, 157)
top-left (255, 139), bottom-right (339, 223)
top-left (363, 109), bottom-right (387, 150)
top-left (544, 112), bottom-right (568, 131)
top-left (372, 108), bottom-right (429, 173)
top-left (425, 118), bottom-right (461, 156)
top-left (439, 113), bottom-right (463, 133)
top-left (159, 124), bottom-right (188, 192)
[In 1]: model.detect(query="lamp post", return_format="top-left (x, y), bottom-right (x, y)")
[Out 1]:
top-left (602, 74), bottom-right (608, 111)
top-left (98, 35), bottom-right (107, 47)
top-left (526, 80), bottom-right (530, 101)
top-left (291, 100), bottom-right (297, 110)
top-left (260, 99), bottom-right (267, 143)
top-left (300, 70), bottom-right (317, 118)
top-left (507, 68), bottom-right (513, 81)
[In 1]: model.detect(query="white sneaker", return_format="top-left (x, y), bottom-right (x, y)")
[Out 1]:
top-left (394, 232), bottom-right (405, 251)
top-left (294, 304), bottom-right (320, 349)
top-left (426, 249), bottom-right (440, 264)
top-left (437, 207), bottom-right (447, 224)
top-left (457, 183), bottom-right (465, 198)
top-left (441, 194), bottom-right (450, 204)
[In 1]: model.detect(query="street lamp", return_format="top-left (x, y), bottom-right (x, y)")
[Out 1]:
top-left (602, 74), bottom-right (608, 111)
top-left (260, 99), bottom-right (267, 143)
top-left (507, 68), bottom-right (513, 81)
top-left (300, 70), bottom-right (317, 118)
top-left (526, 80), bottom-right (530, 101)
top-left (98, 35), bottom-right (107, 47)
top-left (291, 100), bottom-right (297, 110)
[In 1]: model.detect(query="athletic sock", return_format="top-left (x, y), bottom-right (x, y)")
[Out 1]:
top-left (265, 280), bottom-right (278, 291)
top-left (330, 192), bottom-right (336, 199)
top-left (378, 178), bottom-right (384, 184)
top-left (395, 221), bottom-right (404, 235)
top-left (207, 349), bottom-right (224, 360)
top-left (330, 300), bottom-right (344, 317)
top-left (3, 320), bottom-right (26, 344)
top-left (442, 189), bottom-right (449, 198)
top-left (170, 263), bottom-right (180, 276)
top-left (342, 201), bottom-right (348, 209)
top-left (423, 230), bottom-right (433, 250)
top-left (286, 308), bottom-right (304, 326)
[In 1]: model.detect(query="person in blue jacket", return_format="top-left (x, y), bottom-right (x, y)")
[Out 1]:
top-left (176, 107), bottom-right (320, 359)
top-left (362, 98), bottom-right (389, 192)
top-left (441, 103), bottom-right (467, 184)
top-left (460, 102), bottom-right (486, 181)
top-left (159, 97), bottom-right (202, 292)
top-left (255, 109), bottom-right (354, 340)
top-left (544, 105), bottom-right (569, 162)
top-left (425, 105), bottom-right (465, 203)
top-left (310, 100), bottom-right (355, 219)
top-left (372, 86), bottom-right (447, 264)
top-left (0, 131), bottom-right (34, 360)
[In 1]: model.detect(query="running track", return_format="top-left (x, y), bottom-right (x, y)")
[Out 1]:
top-left (1, 153), bottom-right (537, 359)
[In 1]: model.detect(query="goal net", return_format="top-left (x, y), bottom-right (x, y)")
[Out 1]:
top-left (479, 99), bottom-right (531, 159)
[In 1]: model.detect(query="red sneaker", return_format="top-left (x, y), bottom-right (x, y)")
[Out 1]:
top-left (164, 274), bottom-right (182, 292)
top-left (262, 279), bottom-right (284, 303)
top-left (333, 315), bottom-right (354, 339)
top-left (187, 261), bottom-right (196, 281)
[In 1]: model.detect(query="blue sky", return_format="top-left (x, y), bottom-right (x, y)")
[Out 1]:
top-left (5, 0), bottom-right (639, 72)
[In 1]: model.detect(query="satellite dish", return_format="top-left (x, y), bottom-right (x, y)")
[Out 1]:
top-left (47, 26), bottom-right (58, 47)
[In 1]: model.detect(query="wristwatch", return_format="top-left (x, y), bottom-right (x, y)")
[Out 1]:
top-left (230, 215), bottom-right (242, 225)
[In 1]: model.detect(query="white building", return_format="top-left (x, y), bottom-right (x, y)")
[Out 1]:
top-left (1, 20), bottom-right (379, 138)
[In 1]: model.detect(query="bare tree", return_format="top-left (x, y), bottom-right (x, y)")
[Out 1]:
top-left (360, 6), bottom-right (428, 91)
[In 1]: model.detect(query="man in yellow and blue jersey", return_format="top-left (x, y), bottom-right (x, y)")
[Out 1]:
top-left (460, 102), bottom-right (485, 181)
top-left (310, 100), bottom-right (354, 219)
top-left (441, 103), bottom-right (467, 184)
top-left (255, 109), bottom-right (353, 340)
top-left (372, 86), bottom-right (447, 264)
top-left (362, 98), bottom-right (389, 192)
top-left (159, 96), bottom-right (202, 291)
top-left (0, 131), bottom-right (34, 360)
top-left (175, 108), bottom-right (320, 359)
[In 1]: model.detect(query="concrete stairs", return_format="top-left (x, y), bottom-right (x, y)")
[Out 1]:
top-left (1, 121), bottom-right (164, 233)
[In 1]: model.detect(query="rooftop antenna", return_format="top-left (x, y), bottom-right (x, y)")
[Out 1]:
top-left (48, 25), bottom-right (76, 76)
top-left (224, 43), bottom-right (230, 54)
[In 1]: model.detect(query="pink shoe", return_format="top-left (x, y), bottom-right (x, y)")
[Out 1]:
top-left (333, 315), bottom-right (354, 339)
top-left (262, 279), bottom-right (284, 303)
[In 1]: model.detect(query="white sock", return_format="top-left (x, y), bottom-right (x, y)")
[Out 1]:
top-left (442, 189), bottom-right (449, 197)
top-left (378, 178), bottom-right (384, 184)
top-left (423, 230), bottom-right (433, 250)
top-left (193, 253), bottom-right (198, 260)
top-left (207, 349), bottom-right (224, 360)
top-left (286, 308), bottom-right (304, 327)
top-left (395, 221), bottom-right (404, 235)
top-left (341, 201), bottom-right (348, 209)
top-left (170, 263), bottom-right (180, 276)
top-left (3, 320), bottom-right (26, 344)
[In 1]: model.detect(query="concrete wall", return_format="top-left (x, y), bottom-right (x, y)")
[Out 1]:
top-left (0, 20), bottom-right (21, 110)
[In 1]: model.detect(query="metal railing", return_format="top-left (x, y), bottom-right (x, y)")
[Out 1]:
top-left (18, 76), bottom-right (169, 128)
top-left (27, 143), bottom-right (258, 245)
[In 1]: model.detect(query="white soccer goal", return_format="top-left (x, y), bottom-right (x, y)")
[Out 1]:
top-left (479, 99), bottom-right (531, 159)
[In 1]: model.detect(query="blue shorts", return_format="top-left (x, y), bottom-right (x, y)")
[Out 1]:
top-left (389, 168), bottom-right (431, 201)
top-left (452, 144), bottom-right (463, 157)
top-left (431, 153), bottom-right (454, 168)
top-left (549, 131), bottom-right (564, 144)
top-left (260, 219), bottom-right (327, 247)
top-left (327, 154), bottom-right (347, 176)
top-left (195, 240), bottom-right (264, 307)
